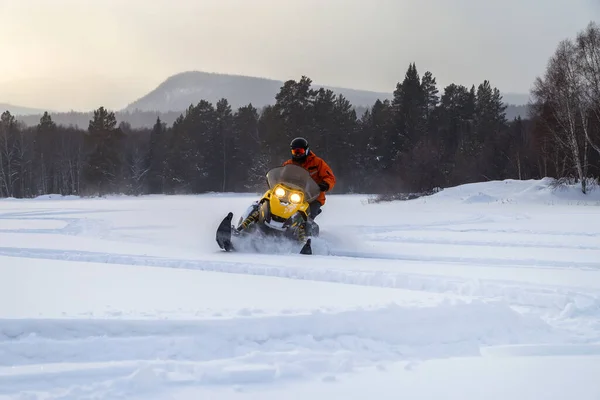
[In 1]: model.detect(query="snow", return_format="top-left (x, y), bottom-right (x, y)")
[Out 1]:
top-left (1, 178), bottom-right (600, 399)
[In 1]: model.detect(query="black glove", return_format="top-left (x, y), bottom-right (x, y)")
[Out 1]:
top-left (318, 182), bottom-right (329, 192)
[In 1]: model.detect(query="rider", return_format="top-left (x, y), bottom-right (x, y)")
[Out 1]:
top-left (237, 137), bottom-right (336, 233)
top-left (283, 137), bottom-right (336, 221)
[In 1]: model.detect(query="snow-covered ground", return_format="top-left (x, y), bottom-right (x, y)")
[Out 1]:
top-left (1, 178), bottom-right (600, 399)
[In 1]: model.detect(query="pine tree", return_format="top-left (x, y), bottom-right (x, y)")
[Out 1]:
top-left (232, 104), bottom-right (262, 191)
top-left (274, 76), bottom-right (317, 140)
top-left (194, 100), bottom-right (220, 192)
top-left (35, 112), bottom-right (58, 193)
top-left (146, 117), bottom-right (167, 194)
top-left (473, 80), bottom-right (509, 180)
top-left (392, 63), bottom-right (426, 152)
top-left (311, 88), bottom-right (337, 158)
top-left (83, 107), bottom-right (125, 194)
top-left (437, 84), bottom-right (475, 184)
top-left (329, 93), bottom-right (358, 192)
top-left (359, 99), bottom-right (396, 192)
top-left (166, 101), bottom-right (219, 193)
top-left (216, 98), bottom-right (233, 192)
top-left (421, 71), bottom-right (439, 122)
top-left (0, 111), bottom-right (18, 197)
top-left (257, 105), bottom-right (283, 168)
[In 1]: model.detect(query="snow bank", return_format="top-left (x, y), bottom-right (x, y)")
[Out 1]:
top-left (423, 178), bottom-right (600, 205)
top-left (0, 194), bottom-right (81, 201)
top-left (33, 194), bottom-right (81, 200)
top-left (1, 177), bottom-right (597, 206)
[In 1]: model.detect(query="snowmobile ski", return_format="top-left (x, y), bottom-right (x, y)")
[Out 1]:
top-left (300, 238), bottom-right (312, 255)
top-left (216, 212), bottom-right (234, 252)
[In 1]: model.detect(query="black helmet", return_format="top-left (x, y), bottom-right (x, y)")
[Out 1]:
top-left (290, 137), bottom-right (309, 161)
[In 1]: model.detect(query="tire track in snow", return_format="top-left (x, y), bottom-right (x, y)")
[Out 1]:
top-left (1, 246), bottom-right (599, 320)
top-left (343, 213), bottom-right (491, 235)
top-left (411, 227), bottom-right (600, 238)
top-left (366, 235), bottom-right (600, 251)
top-left (0, 301), bottom-right (563, 396)
top-left (2, 241), bottom-right (599, 271)
top-left (327, 247), bottom-right (600, 270)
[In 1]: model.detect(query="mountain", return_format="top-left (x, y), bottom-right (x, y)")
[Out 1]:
top-left (123, 71), bottom-right (394, 112)
top-left (0, 103), bottom-right (50, 116)
top-left (124, 71), bottom-right (531, 114)
top-left (505, 104), bottom-right (530, 120)
top-left (5, 71), bottom-right (531, 128)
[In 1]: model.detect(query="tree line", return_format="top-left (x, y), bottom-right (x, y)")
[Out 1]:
top-left (12, 102), bottom-right (529, 130)
top-left (1, 21), bottom-right (598, 199)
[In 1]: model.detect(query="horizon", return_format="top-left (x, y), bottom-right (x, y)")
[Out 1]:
top-left (0, 0), bottom-right (597, 112)
top-left (0, 69), bottom-right (533, 116)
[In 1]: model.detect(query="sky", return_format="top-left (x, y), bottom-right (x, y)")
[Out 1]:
top-left (0, 0), bottom-right (597, 112)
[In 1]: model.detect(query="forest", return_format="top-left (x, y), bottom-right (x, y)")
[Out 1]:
top-left (1, 21), bottom-right (598, 198)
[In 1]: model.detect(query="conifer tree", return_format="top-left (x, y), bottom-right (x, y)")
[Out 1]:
top-left (392, 63), bottom-right (426, 152)
top-left (146, 117), bottom-right (167, 194)
top-left (35, 112), bottom-right (57, 193)
top-left (83, 107), bottom-right (124, 194)
top-left (216, 98), bottom-right (233, 191)
top-left (0, 111), bottom-right (18, 197)
top-left (274, 76), bottom-right (317, 140)
top-left (421, 71), bottom-right (440, 123)
top-left (232, 104), bottom-right (262, 190)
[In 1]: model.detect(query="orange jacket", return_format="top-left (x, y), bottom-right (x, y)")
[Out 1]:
top-left (283, 152), bottom-right (336, 205)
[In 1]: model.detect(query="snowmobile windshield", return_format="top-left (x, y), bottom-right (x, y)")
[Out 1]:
top-left (266, 164), bottom-right (322, 203)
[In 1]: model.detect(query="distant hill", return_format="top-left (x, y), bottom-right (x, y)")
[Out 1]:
top-left (502, 93), bottom-right (530, 106)
top-left (0, 103), bottom-right (50, 116)
top-left (505, 104), bottom-right (530, 120)
top-left (124, 71), bottom-right (530, 115)
top-left (8, 71), bottom-right (532, 128)
top-left (123, 71), bottom-right (393, 112)
top-left (121, 70), bottom-right (530, 124)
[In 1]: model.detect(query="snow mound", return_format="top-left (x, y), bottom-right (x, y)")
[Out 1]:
top-left (424, 178), bottom-right (600, 205)
top-left (33, 194), bottom-right (81, 200)
top-left (0, 194), bottom-right (81, 201)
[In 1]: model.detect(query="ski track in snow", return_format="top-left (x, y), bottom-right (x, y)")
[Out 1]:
top-left (0, 301), bottom-right (572, 397)
top-left (1, 184), bottom-right (600, 399)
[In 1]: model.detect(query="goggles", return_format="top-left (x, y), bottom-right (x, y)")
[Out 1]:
top-left (291, 147), bottom-right (306, 156)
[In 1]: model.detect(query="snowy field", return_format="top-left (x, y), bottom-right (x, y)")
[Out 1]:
top-left (2, 178), bottom-right (600, 399)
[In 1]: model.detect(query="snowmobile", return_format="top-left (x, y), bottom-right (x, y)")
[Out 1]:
top-left (216, 164), bottom-right (322, 255)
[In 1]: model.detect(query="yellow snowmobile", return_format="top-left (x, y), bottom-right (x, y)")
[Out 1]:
top-left (216, 164), bottom-right (322, 255)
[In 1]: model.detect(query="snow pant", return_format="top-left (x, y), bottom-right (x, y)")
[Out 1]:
top-left (309, 201), bottom-right (322, 220)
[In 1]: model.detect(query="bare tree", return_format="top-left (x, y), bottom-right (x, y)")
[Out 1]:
top-left (56, 128), bottom-right (83, 195)
top-left (0, 112), bottom-right (19, 197)
top-left (532, 39), bottom-right (590, 192)
top-left (16, 125), bottom-right (34, 198)
top-left (124, 132), bottom-right (150, 195)
top-left (575, 22), bottom-right (600, 156)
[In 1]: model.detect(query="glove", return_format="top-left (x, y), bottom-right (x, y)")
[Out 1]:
top-left (318, 182), bottom-right (329, 192)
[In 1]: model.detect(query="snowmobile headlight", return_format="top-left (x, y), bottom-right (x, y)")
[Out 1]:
top-left (274, 187), bottom-right (286, 197)
top-left (289, 193), bottom-right (302, 204)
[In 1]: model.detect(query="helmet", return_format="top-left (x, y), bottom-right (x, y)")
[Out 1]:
top-left (290, 137), bottom-right (309, 161)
